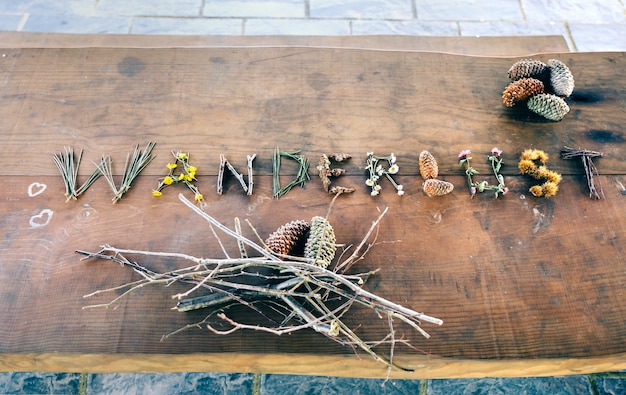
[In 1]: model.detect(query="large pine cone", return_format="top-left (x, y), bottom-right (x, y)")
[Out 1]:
top-left (423, 179), bottom-right (454, 197)
top-left (502, 78), bottom-right (545, 107)
top-left (508, 59), bottom-right (548, 80)
top-left (527, 93), bottom-right (570, 121)
top-left (418, 150), bottom-right (439, 180)
top-left (547, 59), bottom-right (574, 97)
top-left (265, 220), bottom-right (310, 257)
top-left (304, 216), bottom-right (336, 269)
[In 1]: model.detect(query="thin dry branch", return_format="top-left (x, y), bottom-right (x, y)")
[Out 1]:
top-left (79, 193), bottom-right (442, 372)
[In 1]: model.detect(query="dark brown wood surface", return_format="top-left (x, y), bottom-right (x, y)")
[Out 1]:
top-left (0, 31), bottom-right (571, 55)
top-left (1, 46), bottom-right (625, 377)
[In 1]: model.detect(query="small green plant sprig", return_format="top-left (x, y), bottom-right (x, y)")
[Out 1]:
top-left (152, 151), bottom-right (204, 204)
top-left (458, 148), bottom-right (508, 198)
top-left (272, 147), bottom-right (310, 198)
top-left (365, 152), bottom-right (403, 196)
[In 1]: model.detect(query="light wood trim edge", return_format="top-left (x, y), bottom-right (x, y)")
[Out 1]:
top-left (1, 353), bottom-right (624, 378)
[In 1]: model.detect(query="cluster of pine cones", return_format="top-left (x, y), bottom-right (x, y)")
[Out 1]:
top-left (419, 150), bottom-right (454, 197)
top-left (265, 217), bottom-right (337, 269)
top-left (502, 58), bottom-right (575, 121)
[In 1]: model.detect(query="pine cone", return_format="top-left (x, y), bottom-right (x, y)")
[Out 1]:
top-left (265, 220), bottom-right (310, 257)
top-left (547, 59), bottom-right (574, 97)
top-left (418, 150), bottom-right (439, 180)
top-left (423, 179), bottom-right (454, 197)
top-left (304, 216), bottom-right (336, 269)
top-left (508, 59), bottom-right (548, 80)
top-left (502, 78), bottom-right (545, 107)
top-left (527, 93), bottom-right (570, 121)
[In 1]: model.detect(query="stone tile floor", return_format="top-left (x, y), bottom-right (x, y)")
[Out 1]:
top-left (1, 0), bottom-right (626, 393)
top-left (0, 0), bottom-right (624, 51)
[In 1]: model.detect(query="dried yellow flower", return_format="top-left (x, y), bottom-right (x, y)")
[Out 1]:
top-left (542, 181), bottom-right (559, 198)
top-left (518, 159), bottom-right (536, 175)
top-left (529, 185), bottom-right (544, 197)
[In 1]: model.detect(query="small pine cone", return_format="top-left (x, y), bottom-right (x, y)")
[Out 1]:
top-left (418, 150), bottom-right (439, 180)
top-left (265, 220), bottom-right (310, 257)
top-left (423, 179), bottom-right (454, 197)
top-left (502, 78), bottom-right (544, 107)
top-left (547, 59), bottom-right (574, 97)
top-left (304, 216), bottom-right (336, 269)
top-left (508, 59), bottom-right (548, 80)
top-left (527, 93), bottom-right (570, 121)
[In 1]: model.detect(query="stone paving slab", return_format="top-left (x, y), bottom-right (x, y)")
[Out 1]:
top-left (244, 18), bottom-right (351, 35)
top-left (351, 20), bottom-right (458, 35)
top-left (22, 14), bottom-right (131, 34)
top-left (203, 0), bottom-right (305, 18)
top-left (87, 372), bottom-right (254, 395)
top-left (0, 0), bottom-right (625, 50)
top-left (427, 376), bottom-right (593, 395)
top-left (521, 0), bottom-right (626, 23)
top-left (3, 371), bottom-right (626, 394)
top-left (0, 14), bottom-right (23, 31)
top-left (0, 372), bottom-right (81, 395)
top-left (569, 23), bottom-right (626, 51)
top-left (415, 0), bottom-right (523, 21)
top-left (458, 21), bottom-right (573, 51)
top-left (132, 17), bottom-right (243, 35)
top-left (311, 0), bottom-right (414, 20)
top-left (95, 0), bottom-right (202, 17)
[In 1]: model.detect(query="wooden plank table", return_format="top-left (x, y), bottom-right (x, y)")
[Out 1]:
top-left (0, 31), bottom-right (570, 55)
top-left (0, 45), bottom-right (625, 378)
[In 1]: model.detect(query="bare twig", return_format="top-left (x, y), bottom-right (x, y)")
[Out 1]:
top-left (561, 146), bottom-right (604, 199)
top-left (80, 194), bottom-right (442, 372)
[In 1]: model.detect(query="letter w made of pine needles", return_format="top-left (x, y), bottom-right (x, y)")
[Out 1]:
top-left (78, 193), bottom-right (442, 376)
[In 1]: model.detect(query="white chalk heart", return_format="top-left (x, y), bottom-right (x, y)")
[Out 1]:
top-left (28, 182), bottom-right (47, 197)
top-left (29, 209), bottom-right (53, 228)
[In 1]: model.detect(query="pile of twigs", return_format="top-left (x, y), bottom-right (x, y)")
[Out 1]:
top-left (79, 193), bottom-right (442, 374)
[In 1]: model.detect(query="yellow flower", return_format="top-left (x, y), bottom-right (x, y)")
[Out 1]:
top-left (529, 185), bottom-right (543, 197)
top-left (546, 171), bottom-right (562, 184)
top-left (184, 174), bottom-right (194, 182)
top-left (535, 150), bottom-right (548, 163)
top-left (534, 165), bottom-right (551, 179)
top-left (542, 181), bottom-right (559, 198)
top-left (518, 159), bottom-right (536, 175)
top-left (194, 193), bottom-right (203, 201)
top-left (186, 165), bottom-right (197, 173)
top-left (520, 149), bottom-right (536, 161)
top-left (166, 163), bottom-right (177, 170)
top-left (177, 152), bottom-right (189, 161)
top-left (152, 190), bottom-right (163, 197)
top-left (163, 176), bottom-right (174, 185)
top-left (178, 173), bottom-right (185, 181)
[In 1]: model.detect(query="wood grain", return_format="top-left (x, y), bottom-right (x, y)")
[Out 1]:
top-left (1, 47), bottom-right (625, 376)
top-left (0, 31), bottom-right (571, 55)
